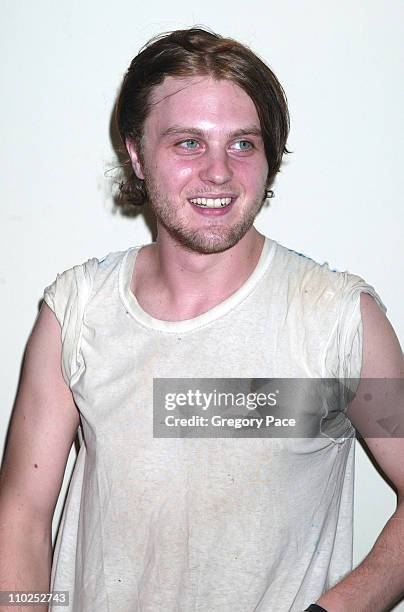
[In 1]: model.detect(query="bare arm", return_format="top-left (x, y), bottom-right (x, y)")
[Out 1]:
top-left (0, 301), bottom-right (80, 610)
top-left (316, 293), bottom-right (404, 611)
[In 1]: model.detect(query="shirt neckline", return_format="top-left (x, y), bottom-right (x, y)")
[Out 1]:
top-left (119, 235), bottom-right (277, 333)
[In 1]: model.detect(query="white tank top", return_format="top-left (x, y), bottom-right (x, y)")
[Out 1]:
top-left (43, 235), bottom-right (386, 612)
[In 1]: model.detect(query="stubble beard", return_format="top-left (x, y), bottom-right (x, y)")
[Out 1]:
top-left (143, 172), bottom-right (267, 255)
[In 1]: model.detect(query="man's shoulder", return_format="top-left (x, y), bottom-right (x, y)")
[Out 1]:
top-left (43, 243), bottom-right (145, 300)
top-left (270, 239), bottom-right (366, 304)
top-left (95, 245), bottom-right (134, 269)
top-left (72, 242), bottom-right (148, 277)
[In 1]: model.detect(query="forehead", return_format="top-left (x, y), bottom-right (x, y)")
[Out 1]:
top-left (145, 75), bottom-right (260, 133)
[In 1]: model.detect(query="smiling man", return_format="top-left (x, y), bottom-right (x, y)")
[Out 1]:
top-left (126, 75), bottom-right (268, 253)
top-left (1, 27), bottom-right (404, 612)
top-left (124, 74), bottom-right (270, 321)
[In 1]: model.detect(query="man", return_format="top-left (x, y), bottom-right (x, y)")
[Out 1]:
top-left (0, 27), bottom-right (403, 612)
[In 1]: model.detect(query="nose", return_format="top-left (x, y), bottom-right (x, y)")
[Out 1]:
top-left (198, 148), bottom-right (233, 185)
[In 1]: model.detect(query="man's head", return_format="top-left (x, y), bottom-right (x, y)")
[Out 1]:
top-left (115, 27), bottom-right (290, 253)
top-left (116, 27), bottom-right (290, 206)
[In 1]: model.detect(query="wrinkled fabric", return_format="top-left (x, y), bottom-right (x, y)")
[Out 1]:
top-left (43, 236), bottom-right (386, 612)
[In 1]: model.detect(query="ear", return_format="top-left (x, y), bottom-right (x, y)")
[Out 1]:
top-left (126, 138), bottom-right (145, 180)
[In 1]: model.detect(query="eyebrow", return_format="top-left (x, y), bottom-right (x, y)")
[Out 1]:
top-left (159, 125), bottom-right (263, 140)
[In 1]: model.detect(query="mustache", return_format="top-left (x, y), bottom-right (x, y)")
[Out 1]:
top-left (185, 189), bottom-right (238, 197)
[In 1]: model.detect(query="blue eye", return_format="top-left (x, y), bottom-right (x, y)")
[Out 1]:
top-left (233, 140), bottom-right (253, 151)
top-left (178, 139), bottom-right (199, 149)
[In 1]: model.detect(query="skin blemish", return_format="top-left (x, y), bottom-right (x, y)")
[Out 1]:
top-left (34, 463), bottom-right (38, 468)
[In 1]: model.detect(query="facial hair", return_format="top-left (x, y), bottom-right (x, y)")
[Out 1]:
top-left (142, 168), bottom-right (267, 255)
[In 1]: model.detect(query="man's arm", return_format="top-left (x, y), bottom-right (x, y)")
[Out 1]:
top-left (316, 292), bottom-right (404, 612)
top-left (0, 302), bottom-right (80, 611)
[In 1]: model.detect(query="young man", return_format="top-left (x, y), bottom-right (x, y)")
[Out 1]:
top-left (1, 27), bottom-right (403, 612)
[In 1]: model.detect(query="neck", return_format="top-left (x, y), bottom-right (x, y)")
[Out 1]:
top-left (150, 226), bottom-right (265, 313)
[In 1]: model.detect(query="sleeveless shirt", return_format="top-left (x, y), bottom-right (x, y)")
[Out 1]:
top-left (42, 235), bottom-right (386, 612)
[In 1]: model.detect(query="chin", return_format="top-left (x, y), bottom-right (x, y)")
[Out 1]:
top-left (170, 225), bottom-right (254, 255)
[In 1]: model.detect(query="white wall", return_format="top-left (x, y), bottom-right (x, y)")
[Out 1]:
top-left (1, 1), bottom-right (403, 608)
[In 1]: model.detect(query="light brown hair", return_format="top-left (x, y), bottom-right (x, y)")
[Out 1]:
top-left (115, 27), bottom-right (290, 206)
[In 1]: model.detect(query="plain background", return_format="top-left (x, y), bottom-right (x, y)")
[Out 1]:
top-left (1, 1), bottom-right (403, 608)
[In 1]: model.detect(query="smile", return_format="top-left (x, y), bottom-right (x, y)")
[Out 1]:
top-left (189, 197), bottom-right (233, 209)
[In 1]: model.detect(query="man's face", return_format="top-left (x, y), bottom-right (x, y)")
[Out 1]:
top-left (127, 75), bottom-right (269, 254)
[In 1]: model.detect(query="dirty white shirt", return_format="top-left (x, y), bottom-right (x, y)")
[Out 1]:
top-left (43, 235), bottom-right (386, 612)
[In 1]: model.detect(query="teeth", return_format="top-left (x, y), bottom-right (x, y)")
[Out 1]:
top-left (189, 197), bottom-right (233, 208)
